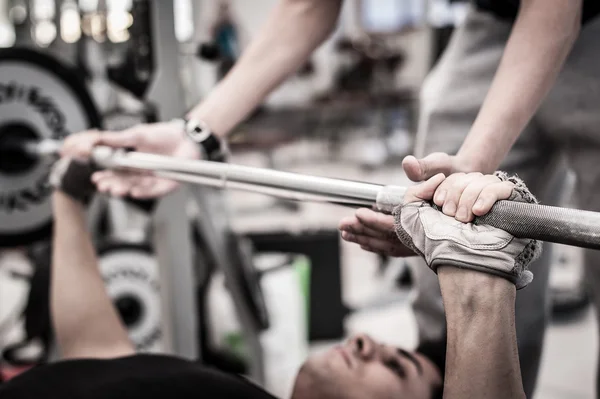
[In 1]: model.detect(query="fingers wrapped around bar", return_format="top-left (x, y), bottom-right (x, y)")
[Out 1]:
top-left (393, 172), bottom-right (542, 289)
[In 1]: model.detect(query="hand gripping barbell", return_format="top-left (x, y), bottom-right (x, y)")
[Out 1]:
top-left (3, 137), bottom-right (600, 250)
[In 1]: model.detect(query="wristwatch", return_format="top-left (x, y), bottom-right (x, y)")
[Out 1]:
top-left (180, 117), bottom-right (228, 162)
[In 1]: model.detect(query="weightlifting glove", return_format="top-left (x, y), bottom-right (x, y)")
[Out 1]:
top-left (393, 172), bottom-right (542, 289)
top-left (49, 157), bottom-right (98, 205)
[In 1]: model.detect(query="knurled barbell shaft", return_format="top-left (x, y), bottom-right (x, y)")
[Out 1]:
top-left (5, 138), bottom-right (600, 249)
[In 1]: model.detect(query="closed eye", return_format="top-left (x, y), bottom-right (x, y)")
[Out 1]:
top-left (397, 348), bottom-right (423, 376)
top-left (384, 359), bottom-right (406, 379)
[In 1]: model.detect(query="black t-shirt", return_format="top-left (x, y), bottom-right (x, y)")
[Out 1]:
top-left (475, 0), bottom-right (600, 25)
top-left (0, 354), bottom-right (278, 399)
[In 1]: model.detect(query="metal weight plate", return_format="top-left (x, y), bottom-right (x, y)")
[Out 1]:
top-left (0, 48), bottom-right (101, 247)
top-left (98, 243), bottom-right (164, 353)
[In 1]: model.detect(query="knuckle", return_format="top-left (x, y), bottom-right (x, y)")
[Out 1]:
top-left (451, 178), bottom-right (468, 190)
top-left (460, 185), bottom-right (481, 202)
top-left (448, 172), bottom-right (465, 181)
top-left (501, 181), bottom-right (515, 190)
top-left (477, 190), bottom-right (494, 203)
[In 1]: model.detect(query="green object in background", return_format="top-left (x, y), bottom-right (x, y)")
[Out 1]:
top-left (222, 255), bottom-right (311, 360)
top-left (225, 332), bottom-right (247, 361)
top-left (293, 255), bottom-right (311, 336)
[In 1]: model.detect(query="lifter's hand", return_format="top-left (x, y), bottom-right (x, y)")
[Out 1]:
top-left (338, 174), bottom-right (447, 257)
top-left (339, 152), bottom-right (479, 257)
top-left (395, 172), bottom-right (541, 289)
top-left (61, 121), bottom-right (201, 198)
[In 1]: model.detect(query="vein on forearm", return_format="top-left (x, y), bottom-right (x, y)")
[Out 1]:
top-left (437, 267), bottom-right (524, 399)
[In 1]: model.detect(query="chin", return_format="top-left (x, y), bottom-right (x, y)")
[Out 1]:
top-left (290, 356), bottom-right (345, 399)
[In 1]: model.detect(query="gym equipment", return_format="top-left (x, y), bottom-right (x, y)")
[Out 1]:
top-left (250, 230), bottom-right (347, 341)
top-left (2, 244), bottom-right (52, 368)
top-left (192, 222), bottom-right (269, 377)
top-left (106, 0), bottom-right (155, 100)
top-left (98, 242), bottom-right (164, 353)
top-left (0, 47), bottom-right (101, 247)
top-left (3, 138), bottom-right (600, 249)
top-left (89, 149), bottom-right (600, 250)
top-left (3, 0), bottom-right (267, 383)
top-left (136, 0), bottom-right (199, 366)
top-left (188, 185), bottom-right (267, 382)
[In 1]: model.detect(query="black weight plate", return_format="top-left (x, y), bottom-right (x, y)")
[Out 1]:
top-left (0, 48), bottom-right (101, 247)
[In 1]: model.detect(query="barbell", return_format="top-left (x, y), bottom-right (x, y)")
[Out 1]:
top-left (3, 136), bottom-right (600, 250)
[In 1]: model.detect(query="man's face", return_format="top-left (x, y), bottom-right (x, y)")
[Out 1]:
top-left (291, 334), bottom-right (442, 399)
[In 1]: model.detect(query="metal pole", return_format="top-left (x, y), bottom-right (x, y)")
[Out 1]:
top-left (91, 149), bottom-right (600, 250)
top-left (92, 147), bottom-right (385, 205)
top-left (10, 139), bottom-right (600, 249)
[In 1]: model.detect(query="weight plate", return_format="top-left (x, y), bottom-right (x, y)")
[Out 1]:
top-left (0, 48), bottom-right (101, 247)
top-left (98, 243), bottom-right (164, 353)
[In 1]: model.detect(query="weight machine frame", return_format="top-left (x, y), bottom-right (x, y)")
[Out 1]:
top-left (140, 0), bottom-right (267, 381)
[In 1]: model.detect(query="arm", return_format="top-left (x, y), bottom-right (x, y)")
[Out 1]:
top-left (389, 173), bottom-right (540, 397)
top-left (456, 0), bottom-right (582, 172)
top-left (51, 191), bottom-right (134, 359)
top-left (439, 267), bottom-right (524, 399)
top-left (345, 1), bottom-right (581, 255)
top-left (188, 0), bottom-right (343, 137)
top-left (64, 2), bottom-right (342, 200)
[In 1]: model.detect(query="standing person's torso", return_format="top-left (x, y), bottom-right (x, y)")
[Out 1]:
top-left (474, 0), bottom-right (600, 24)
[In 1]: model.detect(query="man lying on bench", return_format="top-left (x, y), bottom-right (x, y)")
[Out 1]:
top-left (0, 152), bottom-right (538, 399)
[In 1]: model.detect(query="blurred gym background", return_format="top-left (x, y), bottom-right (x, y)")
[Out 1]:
top-left (0, 1), bottom-right (592, 398)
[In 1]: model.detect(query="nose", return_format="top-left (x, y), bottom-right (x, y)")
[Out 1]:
top-left (349, 333), bottom-right (376, 361)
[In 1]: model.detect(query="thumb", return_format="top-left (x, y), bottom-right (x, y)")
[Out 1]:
top-left (98, 128), bottom-right (141, 149)
top-left (404, 173), bottom-right (446, 203)
top-left (402, 153), bottom-right (454, 182)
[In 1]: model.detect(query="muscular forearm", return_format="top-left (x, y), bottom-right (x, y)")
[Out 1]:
top-left (51, 192), bottom-right (133, 358)
top-left (188, 0), bottom-right (342, 137)
top-left (457, 0), bottom-right (581, 172)
top-left (438, 267), bottom-right (524, 399)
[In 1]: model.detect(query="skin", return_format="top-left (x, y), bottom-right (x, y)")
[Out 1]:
top-left (339, 172), bottom-right (514, 255)
top-left (60, 122), bottom-right (200, 198)
top-left (342, 0), bottom-right (582, 253)
top-left (291, 334), bottom-right (441, 399)
top-left (63, 0), bottom-right (582, 248)
top-left (51, 192), bottom-right (441, 399)
top-left (50, 168), bottom-right (523, 398)
top-left (59, 0), bottom-right (343, 199)
top-left (439, 267), bottom-right (524, 399)
top-left (397, 175), bottom-right (525, 398)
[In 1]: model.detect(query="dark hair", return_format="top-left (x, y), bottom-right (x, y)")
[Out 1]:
top-left (416, 340), bottom-right (446, 399)
top-left (430, 384), bottom-right (444, 399)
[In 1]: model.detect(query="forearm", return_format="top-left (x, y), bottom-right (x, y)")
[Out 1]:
top-left (457, 0), bottom-right (581, 172)
top-left (51, 192), bottom-right (133, 358)
top-left (188, 0), bottom-right (342, 137)
top-left (438, 267), bottom-right (524, 399)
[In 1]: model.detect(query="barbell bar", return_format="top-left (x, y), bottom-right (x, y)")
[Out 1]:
top-left (4, 138), bottom-right (600, 250)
